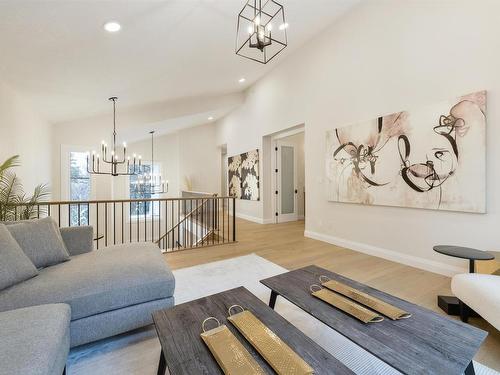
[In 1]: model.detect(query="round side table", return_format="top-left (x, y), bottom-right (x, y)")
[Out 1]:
top-left (433, 245), bottom-right (494, 316)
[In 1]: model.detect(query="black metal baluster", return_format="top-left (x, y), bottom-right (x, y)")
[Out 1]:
top-left (171, 200), bottom-right (174, 251)
top-left (222, 198), bottom-right (225, 244)
top-left (190, 199), bottom-right (193, 248)
top-left (78, 204), bottom-right (81, 226)
top-left (232, 197), bottom-right (236, 242)
top-left (201, 199), bottom-right (204, 246)
top-left (136, 202), bottom-right (139, 242)
top-left (144, 201), bottom-right (147, 242)
top-left (167, 200), bottom-right (169, 251)
top-left (177, 201), bottom-right (181, 248)
top-left (121, 202), bottom-right (124, 244)
top-left (113, 202), bottom-right (116, 245)
top-left (96, 203), bottom-right (100, 250)
top-left (105, 202), bottom-right (108, 247)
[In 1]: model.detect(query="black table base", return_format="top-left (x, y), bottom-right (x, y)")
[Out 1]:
top-left (438, 295), bottom-right (461, 315)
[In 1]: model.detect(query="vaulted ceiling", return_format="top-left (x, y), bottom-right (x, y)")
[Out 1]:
top-left (0, 0), bottom-right (359, 127)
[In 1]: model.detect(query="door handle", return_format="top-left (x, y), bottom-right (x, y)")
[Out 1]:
top-left (295, 189), bottom-right (298, 194)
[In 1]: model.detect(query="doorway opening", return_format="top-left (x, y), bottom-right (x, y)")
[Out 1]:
top-left (271, 127), bottom-right (305, 223)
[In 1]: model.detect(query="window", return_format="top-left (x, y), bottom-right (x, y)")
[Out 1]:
top-left (69, 152), bottom-right (91, 226)
top-left (129, 163), bottom-right (160, 218)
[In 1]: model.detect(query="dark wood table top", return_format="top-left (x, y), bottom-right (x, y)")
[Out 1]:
top-left (433, 245), bottom-right (494, 261)
top-left (260, 265), bottom-right (488, 375)
top-left (152, 286), bottom-right (354, 375)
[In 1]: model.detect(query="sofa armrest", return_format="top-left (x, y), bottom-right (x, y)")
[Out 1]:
top-left (60, 226), bottom-right (94, 256)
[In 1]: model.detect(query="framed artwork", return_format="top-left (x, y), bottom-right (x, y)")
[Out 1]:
top-left (228, 149), bottom-right (260, 200)
top-left (325, 90), bottom-right (486, 213)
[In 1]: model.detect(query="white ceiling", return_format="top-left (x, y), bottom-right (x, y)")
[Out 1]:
top-left (0, 0), bottom-right (359, 126)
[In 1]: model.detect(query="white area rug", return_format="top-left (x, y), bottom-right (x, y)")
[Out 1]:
top-left (69, 254), bottom-right (498, 375)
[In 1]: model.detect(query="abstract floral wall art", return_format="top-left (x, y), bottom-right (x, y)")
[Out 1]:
top-left (228, 149), bottom-right (260, 200)
top-left (325, 91), bottom-right (486, 213)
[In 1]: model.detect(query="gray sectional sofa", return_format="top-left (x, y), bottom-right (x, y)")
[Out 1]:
top-left (0, 219), bottom-right (175, 374)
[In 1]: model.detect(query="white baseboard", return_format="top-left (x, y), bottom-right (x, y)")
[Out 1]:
top-left (235, 212), bottom-right (269, 224)
top-left (304, 230), bottom-right (465, 277)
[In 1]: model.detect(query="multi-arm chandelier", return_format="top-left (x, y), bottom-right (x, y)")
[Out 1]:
top-left (131, 131), bottom-right (168, 195)
top-left (87, 97), bottom-right (141, 177)
top-left (236, 0), bottom-right (288, 64)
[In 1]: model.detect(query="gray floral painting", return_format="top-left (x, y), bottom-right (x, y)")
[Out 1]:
top-left (228, 149), bottom-right (259, 200)
top-left (325, 91), bottom-right (486, 213)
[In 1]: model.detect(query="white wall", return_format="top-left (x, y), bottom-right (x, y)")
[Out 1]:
top-left (216, 0), bottom-right (499, 275)
top-left (177, 124), bottom-right (220, 194)
top-left (0, 81), bottom-right (52, 193)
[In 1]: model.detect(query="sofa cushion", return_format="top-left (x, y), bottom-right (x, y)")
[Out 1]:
top-left (0, 303), bottom-right (70, 375)
top-left (0, 224), bottom-right (38, 291)
top-left (60, 226), bottom-right (94, 256)
top-left (7, 217), bottom-right (70, 268)
top-left (451, 273), bottom-right (500, 330)
top-left (0, 242), bottom-right (175, 320)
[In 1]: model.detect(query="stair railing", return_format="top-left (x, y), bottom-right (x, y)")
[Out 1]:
top-left (0, 196), bottom-right (236, 252)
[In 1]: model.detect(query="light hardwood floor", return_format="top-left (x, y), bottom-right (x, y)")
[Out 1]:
top-left (166, 218), bottom-right (500, 371)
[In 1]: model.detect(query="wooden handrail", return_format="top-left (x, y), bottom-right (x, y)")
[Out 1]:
top-left (0, 194), bottom-right (222, 206)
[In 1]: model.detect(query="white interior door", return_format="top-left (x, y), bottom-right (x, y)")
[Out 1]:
top-left (276, 141), bottom-right (298, 222)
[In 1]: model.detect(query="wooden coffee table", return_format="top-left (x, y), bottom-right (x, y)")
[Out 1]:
top-left (261, 265), bottom-right (488, 375)
top-left (152, 286), bottom-right (354, 375)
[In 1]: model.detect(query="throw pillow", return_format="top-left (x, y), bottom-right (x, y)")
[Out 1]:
top-left (7, 217), bottom-right (70, 268)
top-left (0, 224), bottom-right (38, 290)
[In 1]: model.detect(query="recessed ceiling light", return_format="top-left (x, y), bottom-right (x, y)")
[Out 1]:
top-left (104, 21), bottom-right (121, 33)
top-left (208, 116), bottom-right (214, 121)
top-left (238, 78), bottom-right (246, 83)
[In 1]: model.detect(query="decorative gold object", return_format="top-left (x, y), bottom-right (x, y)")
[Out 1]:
top-left (319, 276), bottom-right (412, 320)
top-left (227, 305), bottom-right (314, 375)
top-left (310, 285), bottom-right (384, 323)
top-left (200, 317), bottom-right (266, 375)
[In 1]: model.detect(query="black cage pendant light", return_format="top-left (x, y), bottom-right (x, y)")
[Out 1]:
top-left (236, 0), bottom-right (288, 64)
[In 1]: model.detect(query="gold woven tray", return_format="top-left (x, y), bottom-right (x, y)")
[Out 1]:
top-left (310, 285), bottom-right (384, 323)
top-left (200, 317), bottom-right (266, 375)
top-left (227, 306), bottom-right (314, 375)
top-left (320, 277), bottom-right (411, 320)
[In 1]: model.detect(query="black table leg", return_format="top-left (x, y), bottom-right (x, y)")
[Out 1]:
top-left (269, 290), bottom-right (278, 309)
top-left (157, 350), bottom-right (166, 375)
top-left (465, 361), bottom-right (475, 375)
top-left (460, 300), bottom-right (471, 323)
top-left (469, 259), bottom-right (475, 273)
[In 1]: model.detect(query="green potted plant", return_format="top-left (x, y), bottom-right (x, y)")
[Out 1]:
top-left (0, 155), bottom-right (50, 221)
